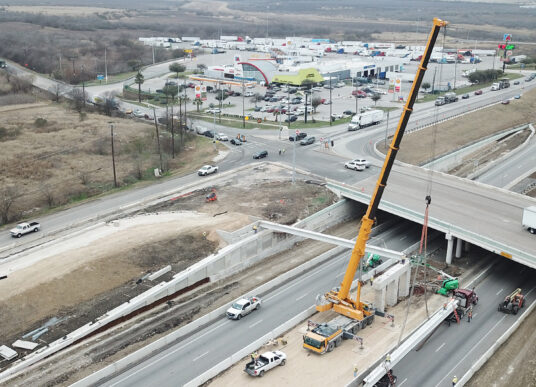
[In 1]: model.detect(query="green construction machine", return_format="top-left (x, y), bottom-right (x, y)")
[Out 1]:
top-left (362, 253), bottom-right (383, 272)
top-left (437, 278), bottom-right (459, 296)
top-left (410, 255), bottom-right (458, 296)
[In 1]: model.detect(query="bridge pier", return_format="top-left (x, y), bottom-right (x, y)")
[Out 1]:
top-left (464, 240), bottom-right (471, 253)
top-left (386, 279), bottom-right (398, 307)
top-left (455, 237), bottom-right (463, 259)
top-left (445, 233), bottom-right (454, 265)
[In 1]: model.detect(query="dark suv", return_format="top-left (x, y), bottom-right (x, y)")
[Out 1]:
top-left (253, 150), bottom-right (268, 159)
top-left (289, 132), bottom-right (307, 141)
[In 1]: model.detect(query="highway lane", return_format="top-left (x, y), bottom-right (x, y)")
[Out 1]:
top-left (103, 222), bottom-right (422, 386)
top-left (393, 259), bottom-right (536, 387)
top-left (475, 132), bottom-right (536, 188)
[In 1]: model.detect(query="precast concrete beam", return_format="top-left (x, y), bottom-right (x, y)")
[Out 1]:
top-left (456, 237), bottom-right (463, 258)
top-left (258, 220), bottom-right (404, 261)
top-left (464, 240), bottom-right (471, 253)
top-left (362, 299), bottom-right (459, 387)
top-left (372, 262), bottom-right (410, 289)
top-left (445, 233), bottom-right (454, 265)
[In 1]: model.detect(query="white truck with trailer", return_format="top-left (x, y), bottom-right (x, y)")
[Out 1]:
top-left (10, 222), bottom-right (40, 238)
top-left (522, 206), bottom-right (536, 234)
top-left (347, 109), bottom-right (383, 131)
top-left (244, 350), bottom-right (286, 377)
top-left (226, 296), bottom-right (261, 320)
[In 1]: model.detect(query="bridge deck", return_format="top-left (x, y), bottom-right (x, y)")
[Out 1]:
top-left (328, 164), bottom-right (536, 268)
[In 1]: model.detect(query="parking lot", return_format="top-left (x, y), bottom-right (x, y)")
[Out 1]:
top-left (134, 50), bottom-right (500, 125)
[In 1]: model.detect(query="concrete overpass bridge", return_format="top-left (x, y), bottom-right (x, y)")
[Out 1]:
top-left (327, 164), bottom-right (536, 269)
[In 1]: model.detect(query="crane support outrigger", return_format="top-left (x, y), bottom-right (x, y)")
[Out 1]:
top-left (304, 18), bottom-right (449, 354)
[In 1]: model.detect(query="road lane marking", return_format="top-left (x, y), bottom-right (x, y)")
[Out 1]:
top-left (435, 315), bottom-right (506, 387)
top-left (109, 320), bottom-right (231, 386)
top-left (496, 288), bottom-right (504, 295)
top-left (192, 351), bottom-right (209, 362)
top-left (399, 235), bottom-right (407, 241)
top-left (295, 294), bottom-right (309, 301)
top-left (398, 378), bottom-right (408, 386)
top-left (435, 342), bottom-right (446, 352)
top-left (249, 320), bottom-right (263, 328)
top-left (264, 257), bottom-right (342, 302)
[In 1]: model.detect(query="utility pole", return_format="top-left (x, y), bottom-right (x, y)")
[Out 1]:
top-left (152, 46), bottom-right (155, 65)
top-left (329, 75), bottom-right (332, 126)
top-left (171, 103), bottom-right (175, 159)
top-left (384, 110), bottom-right (390, 148)
top-left (431, 66), bottom-right (437, 94)
top-left (242, 79), bottom-right (245, 129)
top-left (287, 87), bottom-right (291, 129)
top-left (109, 123), bottom-right (117, 188)
top-left (153, 108), bottom-right (163, 173)
top-left (304, 90), bottom-right (309, 124)
top-left (453, 41), bottom-right (459, 90)
top-left (104, 47), bottom-right (108, 84)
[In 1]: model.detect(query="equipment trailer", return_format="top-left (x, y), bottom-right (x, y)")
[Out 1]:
top-left (498, 288), bottom-right (524, 315)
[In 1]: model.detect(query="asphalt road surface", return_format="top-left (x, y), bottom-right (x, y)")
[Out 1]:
top-left (103, 222), bottom-right (422, 387)
top-left (394, 259), bottom-right (536, 387)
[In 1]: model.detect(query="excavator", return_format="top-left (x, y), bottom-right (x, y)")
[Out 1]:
top-left (303, 18), bottom-right (449, 355)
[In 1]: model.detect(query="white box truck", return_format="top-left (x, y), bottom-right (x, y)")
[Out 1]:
top-left (348, 109), bottom-right (383, 131)
top-left (522, 206), bottom-right (536, 234)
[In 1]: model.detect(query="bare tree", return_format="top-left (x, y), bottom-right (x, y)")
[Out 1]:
top-left (49, 83), bottom-right (65, 102)
top-left (40, 183), bottom-right (55, 207)
top-left (371, 93), bottom-right (381, 105)
top-left (0, 185), bottom-right (19, 225)
top-left (69, 88), bottom-right (85, 112)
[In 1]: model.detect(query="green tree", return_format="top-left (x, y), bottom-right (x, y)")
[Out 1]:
top-left (421, 82), bottom-right (431, 92)
top-left (371, 93), bottom-right (381, 105)
top-left (311, 96), bottom-right (322, 113)
top-left (162, 84), bottom-right (179, 104)
top-left (169, 62), bottom-right (186, 79)
top-left (134, 71), bottom-right (144, 103)
top-left (193, 97), bottom-right (203, 112)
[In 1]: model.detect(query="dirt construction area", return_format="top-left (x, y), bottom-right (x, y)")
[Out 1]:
top-left (0, 164), bottom-right (337, 385)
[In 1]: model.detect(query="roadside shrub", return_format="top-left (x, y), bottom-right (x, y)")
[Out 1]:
top-left (34, 118), bottom-right (48, 128)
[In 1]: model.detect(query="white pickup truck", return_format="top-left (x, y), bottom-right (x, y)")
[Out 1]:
top-left (10, 222), bottom-right (40, 238)
top-left (226, 296), bottom-right (261, 320)
top-left (244, 350), bottom-right (286, 377)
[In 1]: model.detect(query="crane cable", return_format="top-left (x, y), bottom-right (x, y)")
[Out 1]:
top-left (398, 23), bottom-right (449, 346)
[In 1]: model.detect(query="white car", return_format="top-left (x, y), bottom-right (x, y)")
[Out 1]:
top-left (371, 88), bottom-right (387, 95)
top-left (226, 296), bottom-right (261, 320)
top-left (132, 109), bottom-right (145, 118)
top-left (197, 165), bottom-right (218, 176)
top-left (331, 113), bottom-right (344, 119)
top-left (345, 160), bottom-right (365, 171)
top-left (353, 158), bottom-right (370, 168)
top-left (311, 87), bottom-right (323, 92)
top-left (261, 105), bottom-right (273, 112)
top-left (336, 81), bottom-right (346, 88)
top-left (216, 133), bottom-right (228, 141)
top-left (207, 108), bottom-right (221, 114)
top-left (244, 91), bottom-right (255, 97)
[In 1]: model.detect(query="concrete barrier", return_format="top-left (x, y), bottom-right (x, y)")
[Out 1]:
top-left (70, 244), bottom-right (349, 387)
top-left (184, 306), bottom-right (316, 387)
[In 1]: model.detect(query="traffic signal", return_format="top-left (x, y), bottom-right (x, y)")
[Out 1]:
top-left (498, 44), bottom-right (506, 49)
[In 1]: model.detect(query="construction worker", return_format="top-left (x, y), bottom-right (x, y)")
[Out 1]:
top-left (253, 225), bottom-right (258, 234)
top-left (452, 375), bottom-right (458, 386)
top-left (279, 149), bottom-right (282, 155)
top-left (370, 275), bottom-right (374, 286)
top-left (467, 307), bottom-right (473, 323)
top-left (353, 365), bottom-right (358, 378)
top-left (282, 148), bottom-right (286, 154)
top-left (385, 353), bottom-right (391, 364)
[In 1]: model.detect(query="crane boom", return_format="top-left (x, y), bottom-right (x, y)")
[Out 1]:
top-left (318, 18), bottom-right (449, 320)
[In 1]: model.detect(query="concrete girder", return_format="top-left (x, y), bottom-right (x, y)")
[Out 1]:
top-left (257, 220), bottom-right (404, 261)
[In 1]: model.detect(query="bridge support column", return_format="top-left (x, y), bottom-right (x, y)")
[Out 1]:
top-left (375, 287), bottom-right (386, 313)
top-left (445, 234), bottom-right (454, 265)
top-left (455, 237), bottom-right (463, 259)
top-left (386, 279), bottom-right (398, 307)
top-left (464, 241), bottom-right (471, 253)
top-left (398, 266), bottom-right (411, 297)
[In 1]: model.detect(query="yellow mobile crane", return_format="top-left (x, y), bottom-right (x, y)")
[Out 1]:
top-left (303, 18), bottom-right (449, 354)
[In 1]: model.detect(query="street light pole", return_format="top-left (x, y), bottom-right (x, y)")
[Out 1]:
top-left (109, 123), bottom-right (117, 188)
top-left (242, 79), bottom-right (245, 129)
top-left (292, 133), bottom-right (296, 184)
top-left (329, 75), bottom-right (332, 126)
top-left (384, 110), bottom-right (390, 148)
